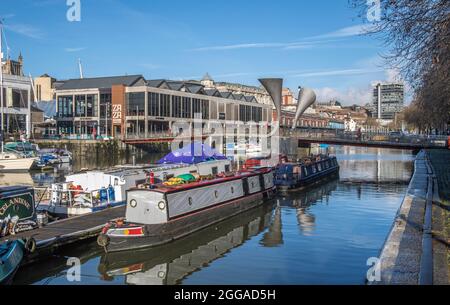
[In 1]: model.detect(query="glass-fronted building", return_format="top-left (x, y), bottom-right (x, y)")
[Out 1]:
top-left (371, 83), bottom-right (404, 120)
top-left (55, 75), bottom-right (272, 139)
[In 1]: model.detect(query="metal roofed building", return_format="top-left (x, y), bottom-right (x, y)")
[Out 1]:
top-left (55, 75), bottom-right (272, 139)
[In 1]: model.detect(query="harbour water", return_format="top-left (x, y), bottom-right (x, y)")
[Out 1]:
top-left (10, 146), bottom-right (414, 285)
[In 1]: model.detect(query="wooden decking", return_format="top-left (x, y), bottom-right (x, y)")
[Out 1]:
top-left (0, 205), bottom-right (125, 265)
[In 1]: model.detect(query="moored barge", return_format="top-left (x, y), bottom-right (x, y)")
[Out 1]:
top-left (97, 167), bottom-right (276, 252)
top-left (275, 155), bottom-right (339, 191)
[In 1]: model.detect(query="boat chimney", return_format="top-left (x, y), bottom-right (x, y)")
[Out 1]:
top-left (149, 171), bottom-right (155, 185)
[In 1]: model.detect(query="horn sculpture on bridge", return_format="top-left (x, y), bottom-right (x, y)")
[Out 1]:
top-left (259, 78), bottom-right (282, 123)
top-left (292, 87), bottom-right (316, 129)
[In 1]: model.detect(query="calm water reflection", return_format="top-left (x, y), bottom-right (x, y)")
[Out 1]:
top-left (12, 146), bottom-right (414, 285)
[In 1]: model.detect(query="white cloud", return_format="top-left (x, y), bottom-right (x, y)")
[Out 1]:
top-left (189, 24), bottom-right (374, 52)
top-left (4, 23), bottom-right (44, 39)
top-left (309, 24), bottom-right (376, 40)
top-left (292, 68), bottom-right (384, 78)
top-left (64, 47), bottom-right (87, 52)
top-left (314, 86), bottom-right (373, 106)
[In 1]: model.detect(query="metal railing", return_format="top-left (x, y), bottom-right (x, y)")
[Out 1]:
top-left (282, 128), bottom-right (449, 148)
top-left (34, 186), bottom-right (115, 209)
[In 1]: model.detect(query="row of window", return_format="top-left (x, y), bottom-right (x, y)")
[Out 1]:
top-left (57, 94), bottom-right (98, 118)
top-left (239, 105), bottom-right (262, 122)
top-left (58, 92), bottom-right (264, 122)
top-left (128, 93), bottom-right (210, 119)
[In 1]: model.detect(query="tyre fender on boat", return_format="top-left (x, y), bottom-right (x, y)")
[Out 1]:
top-left (24, 237), bottom-right (36, 253)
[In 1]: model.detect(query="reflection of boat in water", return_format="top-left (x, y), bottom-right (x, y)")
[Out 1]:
top-left (11, 240), bottom-right (103, 285)
top-left (98, 203), bottom-right (275, 285)
top-left (0, 172), bottom-right (34, 186)
top-left (276, 177), bottom-right (338, 236)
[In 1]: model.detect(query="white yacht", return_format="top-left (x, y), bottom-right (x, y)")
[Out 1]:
top-left (0, 152), bottom-right (38, 172)
top-left (37, 143), bottom-right (231, 217)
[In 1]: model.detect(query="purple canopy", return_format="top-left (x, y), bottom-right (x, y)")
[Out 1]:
top-left (157, 142), bottom-right (227, 164)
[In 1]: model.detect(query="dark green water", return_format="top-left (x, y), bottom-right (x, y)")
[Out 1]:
top-left (11, 146), bottom-right (414, 285)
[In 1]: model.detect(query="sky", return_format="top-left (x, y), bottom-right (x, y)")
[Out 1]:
top-left (1, 0), bottom-right (409, 105)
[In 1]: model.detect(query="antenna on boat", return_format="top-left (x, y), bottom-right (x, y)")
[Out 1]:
top-left (78, 58), bottom-right (84, 79)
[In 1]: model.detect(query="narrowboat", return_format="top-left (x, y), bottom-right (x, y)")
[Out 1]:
top-left (38, 143), bottom-right (232, 217)
top-left (275, 155), bottom-right (339, 191)
top-left (97, 167), bottom-right (276, 252)
top-left (0, 238), bottom-right (36, 285)
top-left (98, 204), bottom-right (274, 284)
top-left (0, 186), bottom-right (38, 238)
top-left (0, 240), bottom-right (25, 285)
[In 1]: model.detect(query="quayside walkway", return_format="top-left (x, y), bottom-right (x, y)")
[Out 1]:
top-left (376, 150), bottom-right (449, 285)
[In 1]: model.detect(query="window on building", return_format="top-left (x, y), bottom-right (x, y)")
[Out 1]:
top-left (193, 98), bottom-right (201, 117)
top-left (86, 94), bottom-right (98, 117)
top-left (172, 95), bottom-right (182, 118)
top-left (100, 93), bottom-right (112, 118)
top-left (126, 92), bottom-right (145, 116)
top-left (202, 99), bottom-right (209, 120)
top-left (75, 95), bottom-right (86, 117)
top-left (57, 95), bottom-right (73, 118)
top-left (160, 94), bottom-right (170, 117)
top-left (182, 97), bottom-right (191, 118)
top-left (149, 92), bottom-right (160, 117)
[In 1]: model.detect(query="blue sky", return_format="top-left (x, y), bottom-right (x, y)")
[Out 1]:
top-left (1, 0), bottom-right (407, 105)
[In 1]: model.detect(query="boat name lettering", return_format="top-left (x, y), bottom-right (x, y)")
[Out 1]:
top-left (0, 196), bottom-right (31, 216)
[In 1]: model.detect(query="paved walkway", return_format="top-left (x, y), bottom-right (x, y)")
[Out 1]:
top-left (375, 150), bottom-right (449, 285)
top-left (376, 151), bottom-right (429, 284)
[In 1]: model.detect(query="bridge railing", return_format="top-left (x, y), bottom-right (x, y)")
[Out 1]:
top-left (283, 128), bottom-right (448, 148)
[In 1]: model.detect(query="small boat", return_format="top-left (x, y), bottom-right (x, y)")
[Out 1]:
top-left (0, 240), bottom-right (25, 285)
top-left (39, 148), bottom-right (72, 164)
top-left (4, 142), bottom-right (39, 158)
top-left (38, 143), bottom-right (232, 217)
top-left (0, 152), bottom-right (38, 172)
top-left (274, 155), bottom-right (339, 191)
top-left (97, 167), bottom-right (276, 252)
top-left (0, 238), bottom-right (36, 285)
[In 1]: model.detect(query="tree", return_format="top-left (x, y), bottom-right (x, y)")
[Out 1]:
top-left (350, 0), bottom-right (450, 133)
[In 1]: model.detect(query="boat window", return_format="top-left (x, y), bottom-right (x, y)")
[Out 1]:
top-left (212, 167), bottom-right (218, 175)
top-left (251, 181), bottom-right (255, 188)
top-left (4, 155), bottom-right (9, 159)
top-left (318, 163), bottom-right (322, 171)
top-left (304, 167), bottom-right (308, 176)
top-left (114, 178), bottom-right (119, 186)
top-left (188, 197), bottom-right (193, 206)
top-left (231, 186), bottom-right (234, 194)
top-left (214, 190), bottom-right (219, 198)
top-left (225, 164), bottom-right (230, 172)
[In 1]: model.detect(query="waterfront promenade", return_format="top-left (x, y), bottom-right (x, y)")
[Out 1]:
top-left (377, 149), bottom-right (449, 284)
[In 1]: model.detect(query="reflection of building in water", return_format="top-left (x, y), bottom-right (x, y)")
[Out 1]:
top-left (279, 178), bottom-right (338, 236)
top-left (296, 209), bottom-right (316, 236)
top-left (260, 206), bottom-right (283, 247)
top-left (338, 147), bottom-right (413, 183)
top-left (100, 205), bottom-right (273, 285)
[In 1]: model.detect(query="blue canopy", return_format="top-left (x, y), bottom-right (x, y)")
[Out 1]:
top-left (157, 142), bottom-right (227, 164)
